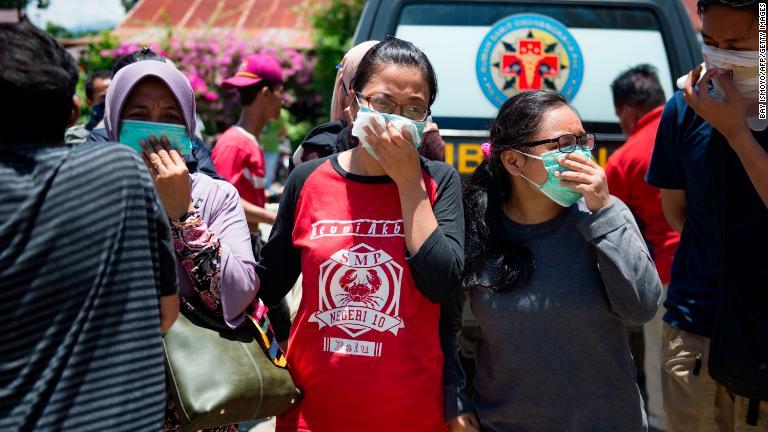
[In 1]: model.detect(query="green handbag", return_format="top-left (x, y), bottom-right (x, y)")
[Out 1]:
top-left (163, 298), bottom-right (301, 431)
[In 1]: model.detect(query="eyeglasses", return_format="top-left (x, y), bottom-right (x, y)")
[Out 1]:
top-left (335, 63), bottom-right (348, 96)
top-left (356, 93), bottom-right (430, 122)
top-left (521, 133), bottom-right (595, 153)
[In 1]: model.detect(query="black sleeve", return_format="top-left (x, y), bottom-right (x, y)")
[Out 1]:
top-left (646, 92), bottom-right (686, 189)
top-left (406, 161), bottom-right (465, 303)
top-left (256, 158), bottom-right (324, 307)
top-left (156, 211), bottom-right (179, 296)
top-left (440, 289), bottom-right (470, 421)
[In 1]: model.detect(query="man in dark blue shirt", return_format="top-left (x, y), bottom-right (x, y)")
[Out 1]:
top-left (647, 0), bottom-right (767, 429)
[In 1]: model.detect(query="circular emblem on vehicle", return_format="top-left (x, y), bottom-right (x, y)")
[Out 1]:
top-left (476, 13), bottom-right (584, 107)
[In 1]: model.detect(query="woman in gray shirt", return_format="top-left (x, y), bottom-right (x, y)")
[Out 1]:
top-left (448, 91), bottom-right (662, 432)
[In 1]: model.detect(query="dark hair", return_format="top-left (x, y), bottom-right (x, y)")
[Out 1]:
top-left (350, 36), bottom-right (438, 107)
top-left (112, 47), bottom-right (166, 75)
top-left (697, 0), bottom-right (757, 14)
top-left (610, 64), bottom-right (666, 112)
top-left (85, 70), bottom-right (113, 101)
top-left (238, 80), bottom-right (279, 107)
top-left (0, 20), bottom-right (79, 145)
top-left (463, 91), bottom-right (570, 292)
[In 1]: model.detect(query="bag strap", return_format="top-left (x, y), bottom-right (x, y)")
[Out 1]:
top-left (246, 299), bottom-right (288, 368)
top-left (181, 296), bottom-right (288, 368)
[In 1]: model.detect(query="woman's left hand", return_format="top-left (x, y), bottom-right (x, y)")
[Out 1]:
top-left (364, 119), bottom-right (423, 187)
top-left (555, 152), bottom-right (611, 213)
top-left (141, 135), bottom-right (194, 221)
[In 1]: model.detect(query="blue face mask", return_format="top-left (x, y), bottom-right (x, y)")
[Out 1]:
top-left (353, 104), bottom-right (426, 160)
top-left (513, 147), bottom-right (593, 207)
top-left (118, 120), bottom-right (193, 156)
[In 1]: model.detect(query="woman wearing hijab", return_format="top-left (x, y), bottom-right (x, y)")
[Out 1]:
top-left (104, 60), bottom-right (265, 432)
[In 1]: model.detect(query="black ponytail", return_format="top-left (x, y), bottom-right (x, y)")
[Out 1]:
top-left (463, 91), bottom-right (570, 292)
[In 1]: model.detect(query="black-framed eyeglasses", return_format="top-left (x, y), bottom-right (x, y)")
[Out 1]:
top-left (520, 133), bottom-right (595, 153)
top-left (356, 93), bottom-right (430, 122)
top-left (335, 63), bottom-right (348, 96)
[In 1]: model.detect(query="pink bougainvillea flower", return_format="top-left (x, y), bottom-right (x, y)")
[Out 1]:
top-left (203, 91), bottom-right (219, 102)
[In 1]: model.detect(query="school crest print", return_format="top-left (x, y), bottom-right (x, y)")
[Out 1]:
top-left (476, 13), bottom-right (584, 107)
top-left (309, 222), bottom-right (405, 358)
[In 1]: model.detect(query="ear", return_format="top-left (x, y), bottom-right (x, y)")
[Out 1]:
top-left (68, 96), bottom-right (81, 128)
top-left (499, 149), bottom-right (525, 177)
top-left (258, 86), bottom-right (271, 101)
top-left (343, 106), bottom-right (354, 124)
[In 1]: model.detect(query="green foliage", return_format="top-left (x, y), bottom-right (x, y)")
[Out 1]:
top-left (78, 30), bottom-right (120, 73)
top-left (0, 0), bottom-right (49, 9)
top-left (73, 31), bottom-right (120, 121)
top-left (44, 21), bottom-right (73, 38)
top-left (309, 0), bottom-right (364, 119)
top-left (44, 22), bottom-right (102, 39)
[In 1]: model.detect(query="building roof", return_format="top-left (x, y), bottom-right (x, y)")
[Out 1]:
top-left (113, 0), bottom-right (316, 49)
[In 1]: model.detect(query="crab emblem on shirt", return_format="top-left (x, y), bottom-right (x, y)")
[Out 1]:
top-left (311, 243), bottom-right (404, 338)
top-left (337, 269), bottom-right (383, 308)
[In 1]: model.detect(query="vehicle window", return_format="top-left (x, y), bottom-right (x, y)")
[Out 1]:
top-left (395, 2), bottom-right (675, 131)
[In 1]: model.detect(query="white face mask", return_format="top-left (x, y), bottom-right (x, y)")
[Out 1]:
top-left (350, 104), bottom-right (425, 160)
top-left (701, 43), bottom-right (759, 100)
top-left (675, 43), bottom-right (766, 131)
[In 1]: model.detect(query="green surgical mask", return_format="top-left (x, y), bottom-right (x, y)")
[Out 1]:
top-left (119, 119), bottom-right (193, 156)
top-left (513, 147), bottom-right (592, 207)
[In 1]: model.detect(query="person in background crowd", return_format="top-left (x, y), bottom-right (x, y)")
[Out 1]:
top-left (211, 53), bottom-right (294, 346)
top-left (86, 48), bottom-right (222, 180)
top-left (65, 70), bottom-right (112, 144)
top-left (260, 108), bottom-right (291, 191)
top-left (451, 91), bottom-right (661, 432)
top-left (296, 40), bottom-right (446, 165)
top-left (0, 20), bottom-right (178, 431)
top-left (294, 41), bottom-right (378, 165)
top-left (104, 58), bottom-right (267, 432)
top-left (647, 0), bottom-right (768, 430)
top-left (607, 64), bottom-right (680, 431)
top-left (256, 37), bottom-right (464, 432)
top-left (212, 53), bottom-right (283, 230)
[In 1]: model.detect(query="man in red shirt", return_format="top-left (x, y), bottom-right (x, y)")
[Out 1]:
top-left (213, 54), bottom-right (284, 229)
top-left (607, 64), bottom-right (680, 431)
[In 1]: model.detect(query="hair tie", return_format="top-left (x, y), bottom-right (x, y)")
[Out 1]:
top-left (481, 142), bottom-right (492, 161)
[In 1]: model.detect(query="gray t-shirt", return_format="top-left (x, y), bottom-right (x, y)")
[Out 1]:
top-left (469, 198), bottom-right (661, 432)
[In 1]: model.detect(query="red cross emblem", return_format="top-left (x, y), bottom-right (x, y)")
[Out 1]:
top-left (501, 39), bottom-right (560, 90)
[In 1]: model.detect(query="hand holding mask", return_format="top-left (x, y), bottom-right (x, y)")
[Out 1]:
top-left (351, 105), bottom-right (426, 160)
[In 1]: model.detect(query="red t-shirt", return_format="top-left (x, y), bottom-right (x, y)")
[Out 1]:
top-left (605, 107), bottom-right (680, 284)
top-left (257, 155), bottom-right (463, 432)
top-left (212, 126), bottom-right (266, 207)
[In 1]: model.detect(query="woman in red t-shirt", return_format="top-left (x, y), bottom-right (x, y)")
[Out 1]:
top-left (255, 37), bottom-right (465, 432)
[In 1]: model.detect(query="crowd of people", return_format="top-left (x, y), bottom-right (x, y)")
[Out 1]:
top-left (0, 0), bottom-right (765, 431)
